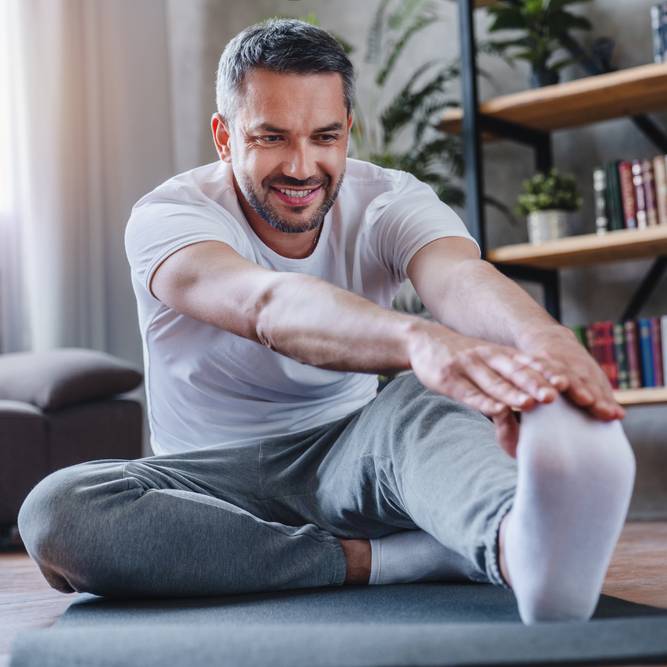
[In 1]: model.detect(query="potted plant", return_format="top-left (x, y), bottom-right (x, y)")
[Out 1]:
top-left (517, 168), bottom-right (582, 244)
top-left (486, 0), bottom-right (593, 87)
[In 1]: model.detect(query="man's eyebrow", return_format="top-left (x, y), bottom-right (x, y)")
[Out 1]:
top-left (248, 122), bottom-right (344, 134)
top-left (313, 122), bottom-right (344, 133)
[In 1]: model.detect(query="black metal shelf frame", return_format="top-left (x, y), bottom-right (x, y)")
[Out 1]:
top-left (456, 0), bottom-right (667, 323)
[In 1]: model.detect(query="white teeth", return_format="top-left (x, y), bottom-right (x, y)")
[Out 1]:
top-left (278, 188), bottom-right (316, 198)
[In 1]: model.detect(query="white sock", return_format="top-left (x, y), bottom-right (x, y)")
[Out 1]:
top-left (504, 394), bottom-right (636, 624)
top-left (368, 529), bottom-right (477, 585)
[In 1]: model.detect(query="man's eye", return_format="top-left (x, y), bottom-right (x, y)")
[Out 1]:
top-left (318, 134), bottom-right (338, 142)
top-left (260, 135), bottom-right (283, 143)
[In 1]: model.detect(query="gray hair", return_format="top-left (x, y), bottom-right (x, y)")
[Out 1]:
top-left (215, 18), bottom-right (355, 126)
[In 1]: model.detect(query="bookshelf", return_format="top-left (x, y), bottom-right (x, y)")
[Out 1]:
top-left (487, 226), bottom-right (667, 269)
top-left (453, 0), bottom-right (667, 406)
top-left (438, 63), bottom-right (667, 138)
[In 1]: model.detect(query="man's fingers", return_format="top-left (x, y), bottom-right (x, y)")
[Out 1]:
top-left (463, 357), bottom-right (536, 410)
top-left (448, 377), bottom-right (507, 417)
top-left (513, 353), bottom-right (570, 391)
top-left (476, 348), bottom-right (559, 403)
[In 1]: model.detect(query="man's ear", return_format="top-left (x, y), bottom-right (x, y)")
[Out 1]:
top-left (211, 113), bottom-right (232, 163)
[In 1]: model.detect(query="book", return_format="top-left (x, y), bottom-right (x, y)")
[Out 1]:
top-left (662, 315), bottom-right (667, 385)
top-left (606, 160), bottom-right (625, 231)
top-left (651, 316), bottom-right (664, 386)
top-left (571, 324), bottom-right (588, 348)
top-left (613, 323), bottom-right (630, 390)
top-left (638, 318), bottom-right (655, 387)
top-left (618, 161), bottom-right (637, 229)
top-left (651, 4), bottom-right (665, 63)
top-left (643, 159), bottom-right (659, 226)
top-left (654, 155), bottom-right (667, 226)
top-left (593, 168), bottom-right (609, 235)
top-left (632, 159), bottom-right (649, 229)
top-left (589, 321), bottom-right (618, 389)
top-left (624, 320), bottom-right (642, 389)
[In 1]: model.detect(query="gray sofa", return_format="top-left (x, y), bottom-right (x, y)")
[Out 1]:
top-left (0, 348), bottom-right (144, 549)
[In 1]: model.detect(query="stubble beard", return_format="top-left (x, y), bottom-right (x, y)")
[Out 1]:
top-left (240, 169), bottom-right (345, 235)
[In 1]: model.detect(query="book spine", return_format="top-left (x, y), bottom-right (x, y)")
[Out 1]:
top-left (643, 159), bottom-right (659, 226)
top-left (624, 320), bottom-right (642, 389)
top-left (662, 315), bottom-right (667, 385)
top-left (651, 316), bottom-right (664, 386)
top-left (655, 155), bottom-right (667, 226)
top-left (593, 167), bottom-right (609, 235)
top-left (571, 324), bottom-right (588, 349)
top-left (652, 4), bottom-right (664, 63)
top-left (638, 318), bottom-right (655, 387)
top-left (607, 161), bottom-right (625, 231)
top-left (632, 159), bottom-right (648, 229)
top-left (592, 321), bottom-right (619, 389)
top-left (613, 323), bottom-right (630, 390)
top-left (618, 161), bottom-right (637, 229)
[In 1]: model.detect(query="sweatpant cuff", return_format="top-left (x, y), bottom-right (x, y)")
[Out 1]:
top-left (486, 495), bottom-right (514, 589)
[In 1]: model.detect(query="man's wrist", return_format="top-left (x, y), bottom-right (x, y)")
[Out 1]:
top-left (516, 323), bottom-right (578, 352)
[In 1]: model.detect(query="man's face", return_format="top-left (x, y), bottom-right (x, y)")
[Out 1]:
top-left (212, 69), bottom-right (352, 235)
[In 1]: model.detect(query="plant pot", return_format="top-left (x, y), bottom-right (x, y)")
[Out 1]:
top-left (527, 209), bottom-right (570, 244)
top-left (530, 66), bottom-right (559, 88)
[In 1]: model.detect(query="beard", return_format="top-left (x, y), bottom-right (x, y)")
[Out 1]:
top-left (238, 168), bottom-right (345, 234)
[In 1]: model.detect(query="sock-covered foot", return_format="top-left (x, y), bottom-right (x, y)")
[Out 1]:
top-left (504, 394), bottom-right (636, 624)
top-left (368, 529), bottom-right (477, 585)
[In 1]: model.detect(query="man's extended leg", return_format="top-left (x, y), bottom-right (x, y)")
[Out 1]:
top-left (17, 442), bottom-right (349, 598)
top-left (289, 372), bottom-right (634, 624)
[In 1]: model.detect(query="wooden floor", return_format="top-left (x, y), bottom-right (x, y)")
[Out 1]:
top-left (1, 522), bottom-right (666, 667)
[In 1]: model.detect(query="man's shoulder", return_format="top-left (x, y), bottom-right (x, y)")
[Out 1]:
top-left (131, 161), bottom-right (229, 213)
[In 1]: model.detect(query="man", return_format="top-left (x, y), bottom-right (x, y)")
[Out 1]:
top-left (18, 19), bottom-right (635, 625)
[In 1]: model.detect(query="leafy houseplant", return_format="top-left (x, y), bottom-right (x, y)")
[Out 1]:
top-left (486, 0), bottom-right (593, 87)
top-left (517, 168), bottom-right (582, 244)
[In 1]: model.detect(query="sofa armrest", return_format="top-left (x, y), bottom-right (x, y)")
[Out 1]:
top-left (0, 348), bottom-right (143, 411)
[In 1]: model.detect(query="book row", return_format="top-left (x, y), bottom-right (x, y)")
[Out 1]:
top-left (593, 155), bottom-right (667, 234)
top-left (571, 316), bottom-right (667, 390)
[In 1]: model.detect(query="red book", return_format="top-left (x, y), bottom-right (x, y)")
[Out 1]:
top-left (632, 159), bottom-right (648, 229)
top-left (589, 321), bottom-right (619, 389)
top-left (624, 320), bottom-right (642, 389)
top-left (618, 161), bottom-right (637, 229)
top-left (651, 316), bottom-right (664, 386)
top-left (643, 159), bottom-right (659, 226)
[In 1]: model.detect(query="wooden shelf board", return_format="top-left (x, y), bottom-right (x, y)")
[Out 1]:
top-left (486, 225), bottom-right (667, 269)
top-left (615, 387), bottom-right (667, 406)
top-left (438, 63), bottom-right (667, 138)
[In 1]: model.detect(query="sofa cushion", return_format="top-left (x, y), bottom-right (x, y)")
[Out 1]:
top-left (0, 348), bottom-right (142, 411)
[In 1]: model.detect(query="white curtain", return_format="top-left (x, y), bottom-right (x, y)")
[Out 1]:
top-left (0, 0), bottom-right (174, 359)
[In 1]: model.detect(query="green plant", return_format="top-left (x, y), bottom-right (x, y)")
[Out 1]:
top-left (486, 0), bottom-right (593, 86)
top-left (351, 0), bottom-right (515, 221)
top-left (516, 168), bottom-right (582, 216)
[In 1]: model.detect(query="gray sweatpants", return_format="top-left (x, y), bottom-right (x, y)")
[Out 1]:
top-left (17, 371), bottom-right (518, 599)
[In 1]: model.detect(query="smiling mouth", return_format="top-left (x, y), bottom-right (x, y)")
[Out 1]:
top-left (271, 185), bottom-right (322, 207)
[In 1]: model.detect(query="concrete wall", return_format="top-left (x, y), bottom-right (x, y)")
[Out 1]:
top-left (164, 0), bottom-right (666, 516)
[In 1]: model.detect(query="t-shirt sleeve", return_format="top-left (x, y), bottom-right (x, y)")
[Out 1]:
top-left (368, 170), bottom-right (481, 283)
top-left (124, 197), bottom-right (251, 298)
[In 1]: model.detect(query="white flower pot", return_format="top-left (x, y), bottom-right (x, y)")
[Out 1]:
top-left (527, 209), bottom-right (570, 245)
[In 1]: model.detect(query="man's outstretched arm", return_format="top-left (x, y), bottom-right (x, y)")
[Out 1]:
top-left (150, 238), bottom-right (569, 455)
top-left (406, 236), bottom-right (625, 427)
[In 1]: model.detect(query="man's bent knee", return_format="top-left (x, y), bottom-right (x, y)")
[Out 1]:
top-left (17, 460), bottom-right (128, 593)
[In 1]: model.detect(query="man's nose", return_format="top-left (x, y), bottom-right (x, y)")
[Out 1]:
top-left (284, 141), bottom-right (316, 180)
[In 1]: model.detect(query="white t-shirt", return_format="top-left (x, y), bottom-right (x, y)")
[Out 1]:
top-left (125, 158), bottom-right (479, 455)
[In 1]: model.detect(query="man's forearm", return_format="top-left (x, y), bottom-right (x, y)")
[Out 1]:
top-left (255, 272), bottom-right (455, 373)
top-left (429, 259), bottom-right (574, 350)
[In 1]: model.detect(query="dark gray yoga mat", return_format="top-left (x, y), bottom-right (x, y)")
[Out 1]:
top-left (10, 583), bottom-right (667, 666)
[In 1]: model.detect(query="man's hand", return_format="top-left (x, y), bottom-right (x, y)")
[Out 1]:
top-left (517, 326), bottom-right (626, 422)
top-left (406, 323), bottom-right (570, 458)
